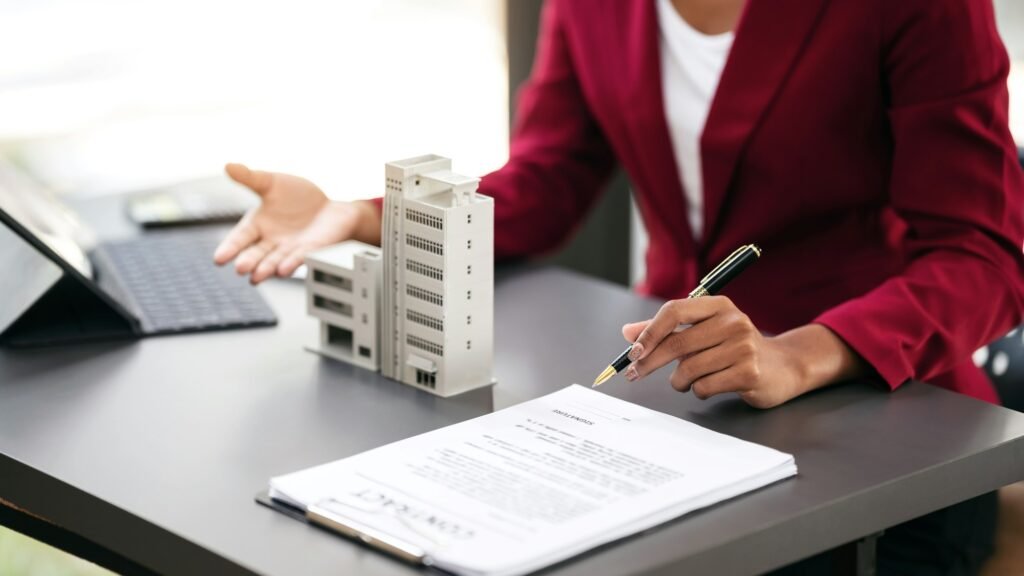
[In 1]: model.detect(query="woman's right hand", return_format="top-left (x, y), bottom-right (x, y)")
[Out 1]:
top-left (213, 163), bottom-right (380, 284)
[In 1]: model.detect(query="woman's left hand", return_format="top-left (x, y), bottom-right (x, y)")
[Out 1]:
top-left (622, 296), bottom-right (864, 409)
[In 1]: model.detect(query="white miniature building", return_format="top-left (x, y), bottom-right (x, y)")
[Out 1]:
top-left (304, 155), bottom-right (494, 397)
top-left (381, 155), bottom-right (494, 396)
top-left (305, 241), bottom-right (382, 371)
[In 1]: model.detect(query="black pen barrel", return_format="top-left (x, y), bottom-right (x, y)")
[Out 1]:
top-left (611, 347), bottom-right (633, 372)
top-left (704, 246), bottom-right (760, 295)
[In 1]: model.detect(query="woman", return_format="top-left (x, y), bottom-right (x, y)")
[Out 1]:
top-left (214, 0), bottom-right (1024, 572)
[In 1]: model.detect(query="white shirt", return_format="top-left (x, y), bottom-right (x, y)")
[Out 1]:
top-left (656, 0), bottom-right (734, 240)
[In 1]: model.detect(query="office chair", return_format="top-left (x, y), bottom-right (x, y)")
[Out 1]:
top-left (978, 147), bottom-right (1024, 409)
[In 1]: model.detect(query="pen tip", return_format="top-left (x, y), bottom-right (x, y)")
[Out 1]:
top-left (592, 365), bottom-right (616, 388)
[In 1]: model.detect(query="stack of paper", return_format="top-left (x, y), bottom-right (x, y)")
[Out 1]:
top-left (268, 385), bottom-right (796, 576)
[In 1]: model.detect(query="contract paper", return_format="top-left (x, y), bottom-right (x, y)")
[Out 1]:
top-left (269, 385), bottom-right (796, 576)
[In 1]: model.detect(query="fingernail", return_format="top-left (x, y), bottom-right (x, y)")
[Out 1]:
top-left (628, 343), bottom-right (644, 362)
top-left (625, 366), bottom-right (639, 382)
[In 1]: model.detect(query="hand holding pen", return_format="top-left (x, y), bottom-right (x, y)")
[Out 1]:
top-left (593, 243), bottom-right (867, 409)
top-left (594, 244), bottom-right (761, 387)
top-left (592, 244), bottom-right (808, 408)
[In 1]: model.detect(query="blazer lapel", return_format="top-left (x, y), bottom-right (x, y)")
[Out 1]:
top-left (700, 0), bottom-right (828, 248)
top-left (625, 0), bottom-right (696, 259)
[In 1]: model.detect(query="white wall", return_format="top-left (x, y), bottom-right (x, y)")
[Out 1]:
top-left (995, 0), bottom-right (1024, 141)
top-left (0, 1), bottom-right (508, 199)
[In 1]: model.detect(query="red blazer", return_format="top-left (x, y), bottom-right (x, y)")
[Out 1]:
top-left (381, 0), bottom-right (1024, 402)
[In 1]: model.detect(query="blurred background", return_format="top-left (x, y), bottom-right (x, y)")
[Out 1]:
top-left (0, 1), bottom-right (1021, 573)
top-left (0, 0), bottom-right (508, 198)
top-left (999, 0), bottom-right (1024, 140)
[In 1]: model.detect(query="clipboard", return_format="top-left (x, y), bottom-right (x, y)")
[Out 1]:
top-left (256, 386), bottom-right (797, 576)
top-left (254, 491), bottom-right (430, 566)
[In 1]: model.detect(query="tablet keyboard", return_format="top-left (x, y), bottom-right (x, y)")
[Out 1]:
top-left (94, 230), bottom-right (277, 334)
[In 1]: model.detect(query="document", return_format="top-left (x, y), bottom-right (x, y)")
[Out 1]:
top-left (269, 385), bottom-right (796, 576)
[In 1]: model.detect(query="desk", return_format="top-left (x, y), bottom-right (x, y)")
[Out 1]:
top-left (2, 201), bottom-right (1024, 575)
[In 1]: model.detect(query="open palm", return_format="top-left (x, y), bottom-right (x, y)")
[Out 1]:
top-left (213, 163), bottom-right (360, 283)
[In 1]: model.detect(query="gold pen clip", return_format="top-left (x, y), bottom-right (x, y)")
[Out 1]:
top-left (699, 244), bottom-right (752, 285)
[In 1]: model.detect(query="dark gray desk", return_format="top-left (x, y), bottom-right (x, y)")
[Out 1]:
top-left (2, 202), bottom-right (1024, 575)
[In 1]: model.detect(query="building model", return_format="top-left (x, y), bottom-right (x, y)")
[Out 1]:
top-left (305, 241), bottom-right (382, 372)
top-left (306, 155), bottom-right (494, 397)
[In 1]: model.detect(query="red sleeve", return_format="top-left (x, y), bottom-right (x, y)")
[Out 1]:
top-left (814, 0), bottom-right (1024, 389)
top-left (481, 0), bottom-right (617, 258)
top-left (370, 0), bottom-right (617, 258)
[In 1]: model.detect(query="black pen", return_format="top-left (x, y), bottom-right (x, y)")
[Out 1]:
top-left (592, 243), bottom-right (762, 387)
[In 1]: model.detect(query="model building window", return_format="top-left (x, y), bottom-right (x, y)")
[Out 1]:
top-left (314, 295), bottom-right (352, 317)
top-left (408, 334), bottom-right (443, 356)
top-left (406, 208), bottom-right (443, 230)
top-left (415, 370), bottom-right (437, 388)
top-left (313, 270), bottom-right (352, 292)
top-left (407, 259), bottom-right (443, 281)
top-left (327, 325), bottom-right (353, 351)
top-left (406, 234), bottom-right (444, 255)
top-left (407, 309), bottom-right (443, 331)
top-left (407, 284), bottom-right (443, 306)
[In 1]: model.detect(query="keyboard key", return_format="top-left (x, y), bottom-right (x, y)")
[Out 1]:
top-left (97, 230), bottom-right (276, 334)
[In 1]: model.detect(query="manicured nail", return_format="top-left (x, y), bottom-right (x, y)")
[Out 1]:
top-left (625, 366), bottom-right (639, 381)
top-left (628, 343), bottom-right (644, 362)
